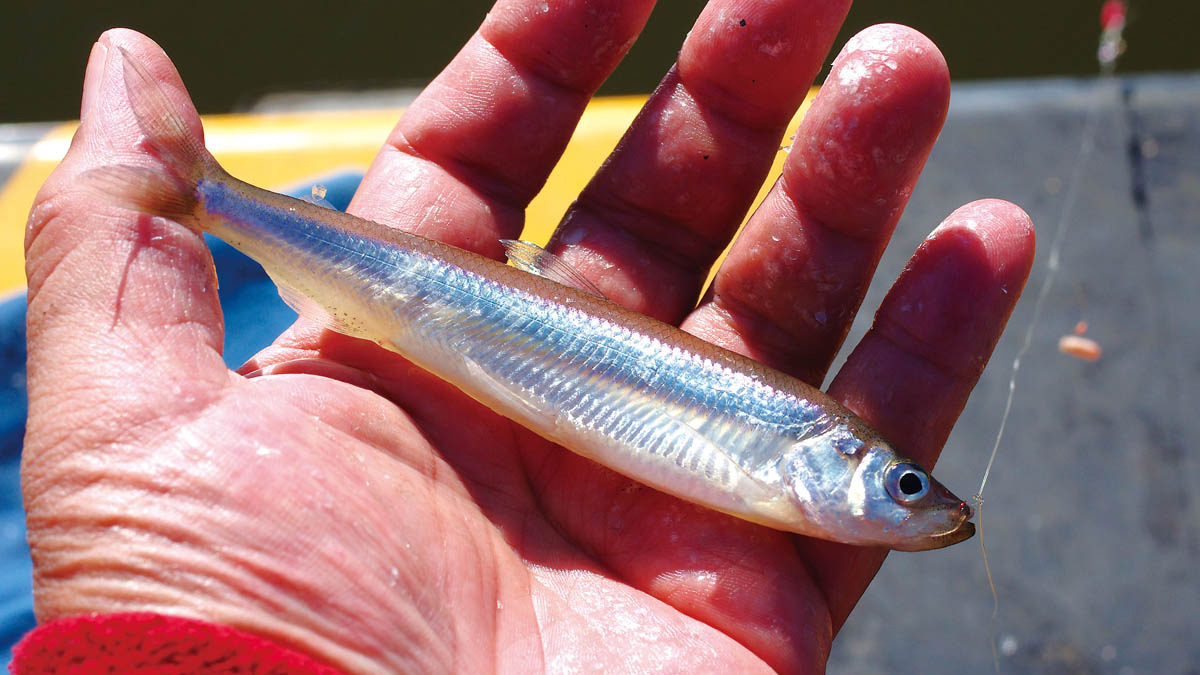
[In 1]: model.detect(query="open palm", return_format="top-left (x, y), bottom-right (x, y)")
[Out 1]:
top-left (22, 3), bottom-right (1034, 673)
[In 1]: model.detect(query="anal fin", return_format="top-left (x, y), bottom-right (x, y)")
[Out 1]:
top-left (267, 271), bottom-right (363, 338)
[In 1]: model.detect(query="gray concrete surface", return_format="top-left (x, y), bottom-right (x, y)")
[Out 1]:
top-left (826, 75), bottom-right (1199, 674)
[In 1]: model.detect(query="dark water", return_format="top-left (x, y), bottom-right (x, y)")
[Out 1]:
top-left (4, 1), bottom-right (1198, 122)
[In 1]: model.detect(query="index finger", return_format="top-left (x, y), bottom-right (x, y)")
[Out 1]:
top-left (348, 0), bottom-right (655, 257)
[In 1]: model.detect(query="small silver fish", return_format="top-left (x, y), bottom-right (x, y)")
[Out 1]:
top-left (90, 47), bottom-right (974, 551)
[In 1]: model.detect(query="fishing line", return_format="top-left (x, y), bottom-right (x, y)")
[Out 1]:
top-left (973, 98), bottom-right (1101, 672)
top-left (972, 3), bottom-right (1127, 671)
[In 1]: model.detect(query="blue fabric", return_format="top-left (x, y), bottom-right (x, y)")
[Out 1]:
top-left (0, 171), bottom-right (364, 664)
top-left (0, 291), bottom-right (33, 667)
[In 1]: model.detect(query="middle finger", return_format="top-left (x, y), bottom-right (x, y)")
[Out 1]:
top-left (547, 0), bottom-right (852, 323)
top-left (682, 24), bottom-right (951, 384)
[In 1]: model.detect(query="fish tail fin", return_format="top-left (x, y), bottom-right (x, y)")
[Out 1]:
top-left (80, 47), bottom-right (218, 223)
top-left (116, 45), bottom-right (214, 183)
top-left (80, 165), bottom-right (197, 222)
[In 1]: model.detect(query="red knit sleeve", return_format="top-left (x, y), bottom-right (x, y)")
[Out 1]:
top-left (9, 612), bottom-right (349, 675)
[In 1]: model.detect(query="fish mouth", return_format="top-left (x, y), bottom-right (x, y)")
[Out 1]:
top-left (893, 518), bottom-right (977, 552)
top-left (892, 492), bottom-right (978, 551)
top-left (924, 519), bottom-right (977, 550)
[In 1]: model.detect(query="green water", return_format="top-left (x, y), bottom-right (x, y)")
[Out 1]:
top-left (4, 1), bottom-right (1196, 122)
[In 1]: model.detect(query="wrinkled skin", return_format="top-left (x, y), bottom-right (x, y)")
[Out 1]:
top-left (22, 2), bottom-right (1035, 673)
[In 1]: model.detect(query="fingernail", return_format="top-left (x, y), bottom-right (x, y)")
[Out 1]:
top-left (241, 364), bottom-right (278, 379)
top-left (79, 39), bottom-right (110, 123)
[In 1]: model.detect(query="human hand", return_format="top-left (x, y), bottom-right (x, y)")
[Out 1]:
top-left (22, 2), bottom-right (1034, 673)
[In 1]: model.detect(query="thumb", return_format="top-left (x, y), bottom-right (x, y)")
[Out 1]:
top-left (23, 29), bottom-right (228, 467)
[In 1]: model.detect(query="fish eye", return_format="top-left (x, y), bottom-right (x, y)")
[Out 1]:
top-left (886, 463), bottom-right (930, 503)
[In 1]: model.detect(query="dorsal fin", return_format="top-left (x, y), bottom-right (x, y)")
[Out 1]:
top-left (299, 184), bottom-right (335, 210)
top-left (500, 239), bottom-right (607, 299)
